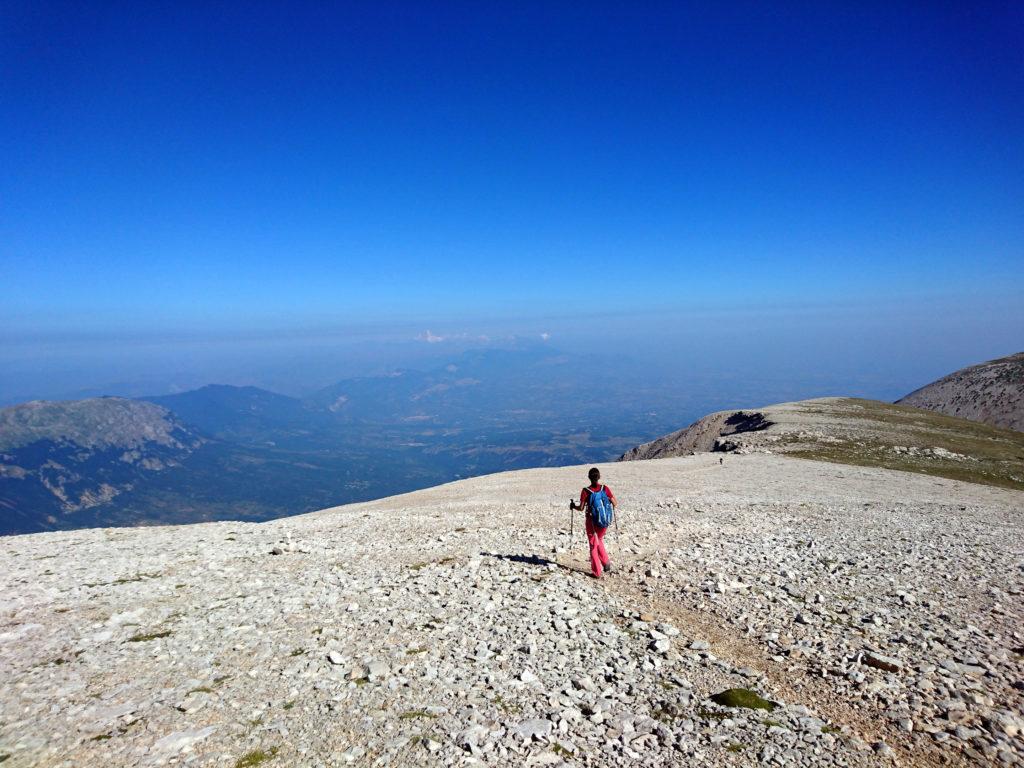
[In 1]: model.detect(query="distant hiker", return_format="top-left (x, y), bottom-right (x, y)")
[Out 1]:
top-left (570, 467), bottom-right (616, 578)
top-left (719, 457), bottom-right (723, 465)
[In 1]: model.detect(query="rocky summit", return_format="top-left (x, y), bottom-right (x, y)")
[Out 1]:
top-left (1, 453), bottom-right (1022, 767)
top-left (898, 352), bottom-right (1024, 433)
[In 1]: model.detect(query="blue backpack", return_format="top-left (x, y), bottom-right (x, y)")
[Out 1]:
top-left (588, 486), bottom-right (614, 528)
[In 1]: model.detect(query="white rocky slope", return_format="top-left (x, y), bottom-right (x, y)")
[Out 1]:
top-left (2, 454), bottom-right (1023, 768)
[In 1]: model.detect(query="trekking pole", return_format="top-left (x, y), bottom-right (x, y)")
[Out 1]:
top-left (614, 507), bottom-right (619, 562)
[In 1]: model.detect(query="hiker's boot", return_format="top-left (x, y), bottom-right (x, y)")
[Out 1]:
top-left (603, 562), bottom-right (613, 574)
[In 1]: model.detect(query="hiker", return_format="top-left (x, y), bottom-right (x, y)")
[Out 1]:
top-left (570, 467), bottom-right (616, 578)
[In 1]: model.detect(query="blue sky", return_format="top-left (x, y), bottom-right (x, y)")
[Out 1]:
top-left (1, 3), bottom-right (1022, 400)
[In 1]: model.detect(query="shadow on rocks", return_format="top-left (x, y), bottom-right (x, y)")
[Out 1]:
top-left (480, 552), bottom-right (576, 573)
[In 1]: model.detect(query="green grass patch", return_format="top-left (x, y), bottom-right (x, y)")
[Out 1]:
top-left (188, 686), bottom-right (214, 695)
top-left (821, 725), bottom-right (841, 734)
top-left (288, 648), bottom-right (306, 657)
top-left (112, 572), bottom-right (161, 585)
top-left (234, 747), bottom-right (278, 767)
top-left (406, 646), bottom-right (427, 655)
top-left (353, 677), bottom-right (369, 686)
top-left (126, 630), bottom-right (172, 643)
top-left (399, 709), bottom-right (436, 720)
top-left (651, 705), bottom-right (678, 724)
top-left (710, 688), bottom-right (778, 711)
top-left (697, 708), bottom-right (729, 720)
top-left (283, 700), bottom-right (295, 710)
top-left (492, 694), bottom-right (521, 714)
top-left (90, 734), bottom-right (111, 741)
top-left (727, 743), bottom-right (745, 753)
top-left (785, 398), bottom-right (1024, 492)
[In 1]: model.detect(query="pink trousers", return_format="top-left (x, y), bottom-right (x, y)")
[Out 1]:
top-left (585, 516), bottom-right (610, 578)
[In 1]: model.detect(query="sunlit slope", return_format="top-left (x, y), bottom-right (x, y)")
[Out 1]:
top-left (621, 397), bottom-right (1024, 492)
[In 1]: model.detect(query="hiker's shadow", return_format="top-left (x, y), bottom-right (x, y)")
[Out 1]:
top-left (480, 551), bottom-right (585, 575)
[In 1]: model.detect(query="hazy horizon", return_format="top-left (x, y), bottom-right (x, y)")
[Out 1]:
top-left (3, 292), bottom-right (1021, 409)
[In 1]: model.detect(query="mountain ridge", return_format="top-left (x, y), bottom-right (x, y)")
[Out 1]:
top-left (0, 348), bottom-right (681, 535)
top-left (0, 397), bottom-right (196, 452)
top-left (896, 351), bottom-right (1023, 431)
top-left (0, 398), bottom-right (205, 534)
top-left (619, 397), bottom-right (1024, 492)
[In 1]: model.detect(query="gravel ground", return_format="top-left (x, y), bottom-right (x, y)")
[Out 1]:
top-left (1, 453), bottom-right (1022, 767)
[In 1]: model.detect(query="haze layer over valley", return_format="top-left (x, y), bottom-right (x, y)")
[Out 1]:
top-left (0, 347), bottom-right (695, 535)
top-left (4, 349), bottom-right (1023, 536)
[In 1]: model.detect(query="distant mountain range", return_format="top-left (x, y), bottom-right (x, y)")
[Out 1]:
top-left (0, 347), bottom-right (685, 535)
top-left (6, 348), bottom-right (1020, 536)
top-left (897, 351), bottom-right (1024, 432)
top-left (0, 399), bottom-right (205, 533)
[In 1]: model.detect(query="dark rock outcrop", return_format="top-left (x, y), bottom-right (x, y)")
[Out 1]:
top-left (619, 409), bottom-right (773, 461)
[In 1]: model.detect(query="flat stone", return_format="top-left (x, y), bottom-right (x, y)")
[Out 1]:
top-left (150, 726), bottom-right (216, 755)
top-left (864, 652), bottom-right (902, 673)
top-left (520, 669), bottom-right (539, 684)
top-left (650, 639), bottom-right (670, 654)
top-left (340, 746), bottom-right (365, 762)
top-left (514, 718), bottom-right (553, 740)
